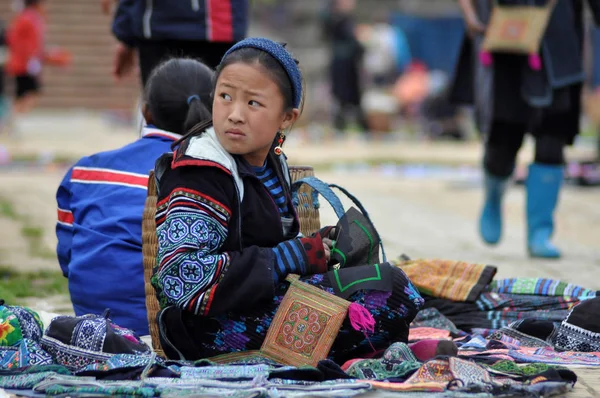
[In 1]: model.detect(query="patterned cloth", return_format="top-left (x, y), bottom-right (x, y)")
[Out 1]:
top-left (41, 313), bottom-right (151, 371)
top-left (0, 304), bottom-right (44, 347)
top-left (487, 326), bottom-right (554, 349)
top-left (344, 343), bottom-right (422, 380)
top-left (425, 292), bottom-right (577, 333)
top-left (509, 347), bottom-right (600, 366)
top-left (409, 327), bottom-right (451, 342)
top-left (488, 278), bottom-right (598, 299)
top-left (393, 259), bottom-right (497, 302)
top-left (551, 297), bottom-right (600, 352)
top-left (411, 308), bottom-right (465, 336)
top-left (405, 357), bottom-right (492, 386)
top-left (32, 375), bottom-right (372, 397)
top-left (487, 360), bottom-right (564, 378)
top-left (0, 339), bottom-right (53, 370)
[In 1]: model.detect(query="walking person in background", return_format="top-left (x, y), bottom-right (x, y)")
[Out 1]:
top-left (5, 0), bottom-right (71, 136)
top-left (0, 20), bottom-right (8, 134)
top-left (451, 0), bottom-right (600, 258)
top-left (111, 0), bottom-right (249, 87)
top-left (322, 0), bottom-right (369, 136)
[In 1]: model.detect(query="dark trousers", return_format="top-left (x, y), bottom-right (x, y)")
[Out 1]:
top-left (484, 121), bottom-right (568, 178)
top-left (137, 39), bottom-right (235, 87)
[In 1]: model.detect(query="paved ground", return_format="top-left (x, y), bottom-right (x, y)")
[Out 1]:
top-left (1, 112), bottom-right (599, 396)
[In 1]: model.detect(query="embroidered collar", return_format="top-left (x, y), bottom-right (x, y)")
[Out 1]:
top-left (141, 125), bottom-right (181, 141)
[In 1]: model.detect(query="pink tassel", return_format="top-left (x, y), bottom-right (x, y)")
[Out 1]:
top-left (349, 303), bottom-right (377, 353)
top-left (349, 302), bottom-right (375, 334)
top-left (479, 51), bottom-right (493, 67)
top-left (529, 53), bottom-right (542, 71)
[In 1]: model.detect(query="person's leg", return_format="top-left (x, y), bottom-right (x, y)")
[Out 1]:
top-left (333, 101), bottom-right (348, 132)
top-left (526, 131), bottom-right (567, 258)
top-left (10, 75), bottom-right (40, 136)
top-left (178, 41), bottom-right (235, 70)
top-left (136, 40), bottom-right (171, 88)
top-left (479, 121), bottom-right (526, 244)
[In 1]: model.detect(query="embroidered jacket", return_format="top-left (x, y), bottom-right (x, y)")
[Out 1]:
top-left (56, 126), bottom-right (180, 336)
top-left (152, 128), bottom-right (328, 317)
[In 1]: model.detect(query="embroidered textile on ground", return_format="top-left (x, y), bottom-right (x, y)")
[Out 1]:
top-left (393, 258), bottom-right (497, 302)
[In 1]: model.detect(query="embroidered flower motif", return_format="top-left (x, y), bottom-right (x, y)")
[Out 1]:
top-left (0, 318), bottom-right (16, 345)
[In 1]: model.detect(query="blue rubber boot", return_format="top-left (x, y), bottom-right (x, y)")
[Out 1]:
top-left (479, 173), bottom-right (509, 245)
top-left (526, 163), bottom-right (563, 258)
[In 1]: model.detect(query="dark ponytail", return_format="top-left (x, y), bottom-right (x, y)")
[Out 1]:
top-left (144, 58), bottom-right (214, 137)
top-left (183, 96), bottom-right (212, 133)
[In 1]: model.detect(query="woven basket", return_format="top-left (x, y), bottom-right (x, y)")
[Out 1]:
top-left (289, 166), bottom-right (321, 237)
top-left (142, 165), bottom-right (321, 356)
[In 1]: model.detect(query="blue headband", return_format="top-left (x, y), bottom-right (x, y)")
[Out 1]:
top-left (222, 37), bottom-right (303, 108)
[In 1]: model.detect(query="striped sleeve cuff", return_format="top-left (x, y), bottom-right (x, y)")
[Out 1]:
top-left (272, 239), bottom-right (308, 282)
top-left (271, 236), bottom-right (328, 283)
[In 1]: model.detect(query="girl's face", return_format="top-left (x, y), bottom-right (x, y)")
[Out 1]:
top-left (212, 62), bottom-right (299, 167)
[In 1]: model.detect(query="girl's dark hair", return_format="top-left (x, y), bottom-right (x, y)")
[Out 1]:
top-left (145, 58), bottom-right (214, 135)
top-left (25, 0), bottom-right (43, 6)
top-left (179, 46), bottom-right (305, 145)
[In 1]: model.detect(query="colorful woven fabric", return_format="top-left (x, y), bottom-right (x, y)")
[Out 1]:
top-left (34, 376), bottom-right (372, 398)
top-left (487, 360), bottom-right (563, 377)
top-left (509, 347), bottom-right (600, 366)
top-left (552, 297), bottom-right (600, 352)
top-left (345, 343), bottom-right (421, 380)
top-left (405, 357), bottom-right (492, 385)
top-left (393, 259), bottom-right (496, 302)
top-left (409, 327), bottom-right (451, 342)
top-left (0, 305), bottom-right (44, 347)
top-left (427, 292), bottom-right (577, 333)
top-left (365, 380), bottom-right (445, 393)
top-left (260, 275), bottom-right (350, 367)
top-left (410, 308), bottom-right (465, 336)
top-left (488, 278), bottom-right (598, 298)
top-left (487, 327), bottom-right (553, 349)
top-left (41, 313), bottom-right (152, 371)
top-left (208, 351), bottom-right (281, 366)
top-left (180, 364), bottom-right (273, 380)
top-left (0, 339), bottom-right (53, 370)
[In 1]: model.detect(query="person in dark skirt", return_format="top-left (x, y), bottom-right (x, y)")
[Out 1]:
top-left (450, 0), bottom-right (600, 258)
top-left (322, 0), bottom-right (369, 134)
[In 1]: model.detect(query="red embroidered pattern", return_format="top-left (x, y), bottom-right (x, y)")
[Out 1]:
top-left (261, 275), bottom-right (350, 367)
top-left (276, 301), bottom-right (330, 357)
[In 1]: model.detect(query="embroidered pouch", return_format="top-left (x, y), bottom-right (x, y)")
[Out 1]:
top-left (482, 0), bottom-right (557, 54)
top-left (260, 275), bottom-right (350, 367)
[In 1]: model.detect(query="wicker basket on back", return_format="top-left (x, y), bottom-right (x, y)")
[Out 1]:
top-left (142, 166), bottom-right (321, 357)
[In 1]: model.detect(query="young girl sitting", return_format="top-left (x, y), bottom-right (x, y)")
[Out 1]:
top-left (152, 38), bottom-right (424, 363)
top-left (57, 58), bottom-right (214, 336)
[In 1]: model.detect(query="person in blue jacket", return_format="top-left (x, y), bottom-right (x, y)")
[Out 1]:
top-left (110, 0), bottom-right (249, 86)
top-left (56, 58), bottom-right (214, 335)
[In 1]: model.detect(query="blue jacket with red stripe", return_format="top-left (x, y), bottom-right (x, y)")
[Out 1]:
top-left (56, 126), bottom-right (180, 336)
top-left (112, 0), bottom-right (248, 47)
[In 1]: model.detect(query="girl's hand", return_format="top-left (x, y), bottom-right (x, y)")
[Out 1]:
top-left (322, 238), bottom-right (333, 263)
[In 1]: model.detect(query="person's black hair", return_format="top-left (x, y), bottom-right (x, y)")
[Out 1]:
top-left (175, 45), bottom-right (304, 148)
top-left (145, 58), bottom-right (214, 135)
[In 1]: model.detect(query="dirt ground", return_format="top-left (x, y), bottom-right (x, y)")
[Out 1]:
top-left (0, 112), bottom-right (599, 395)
